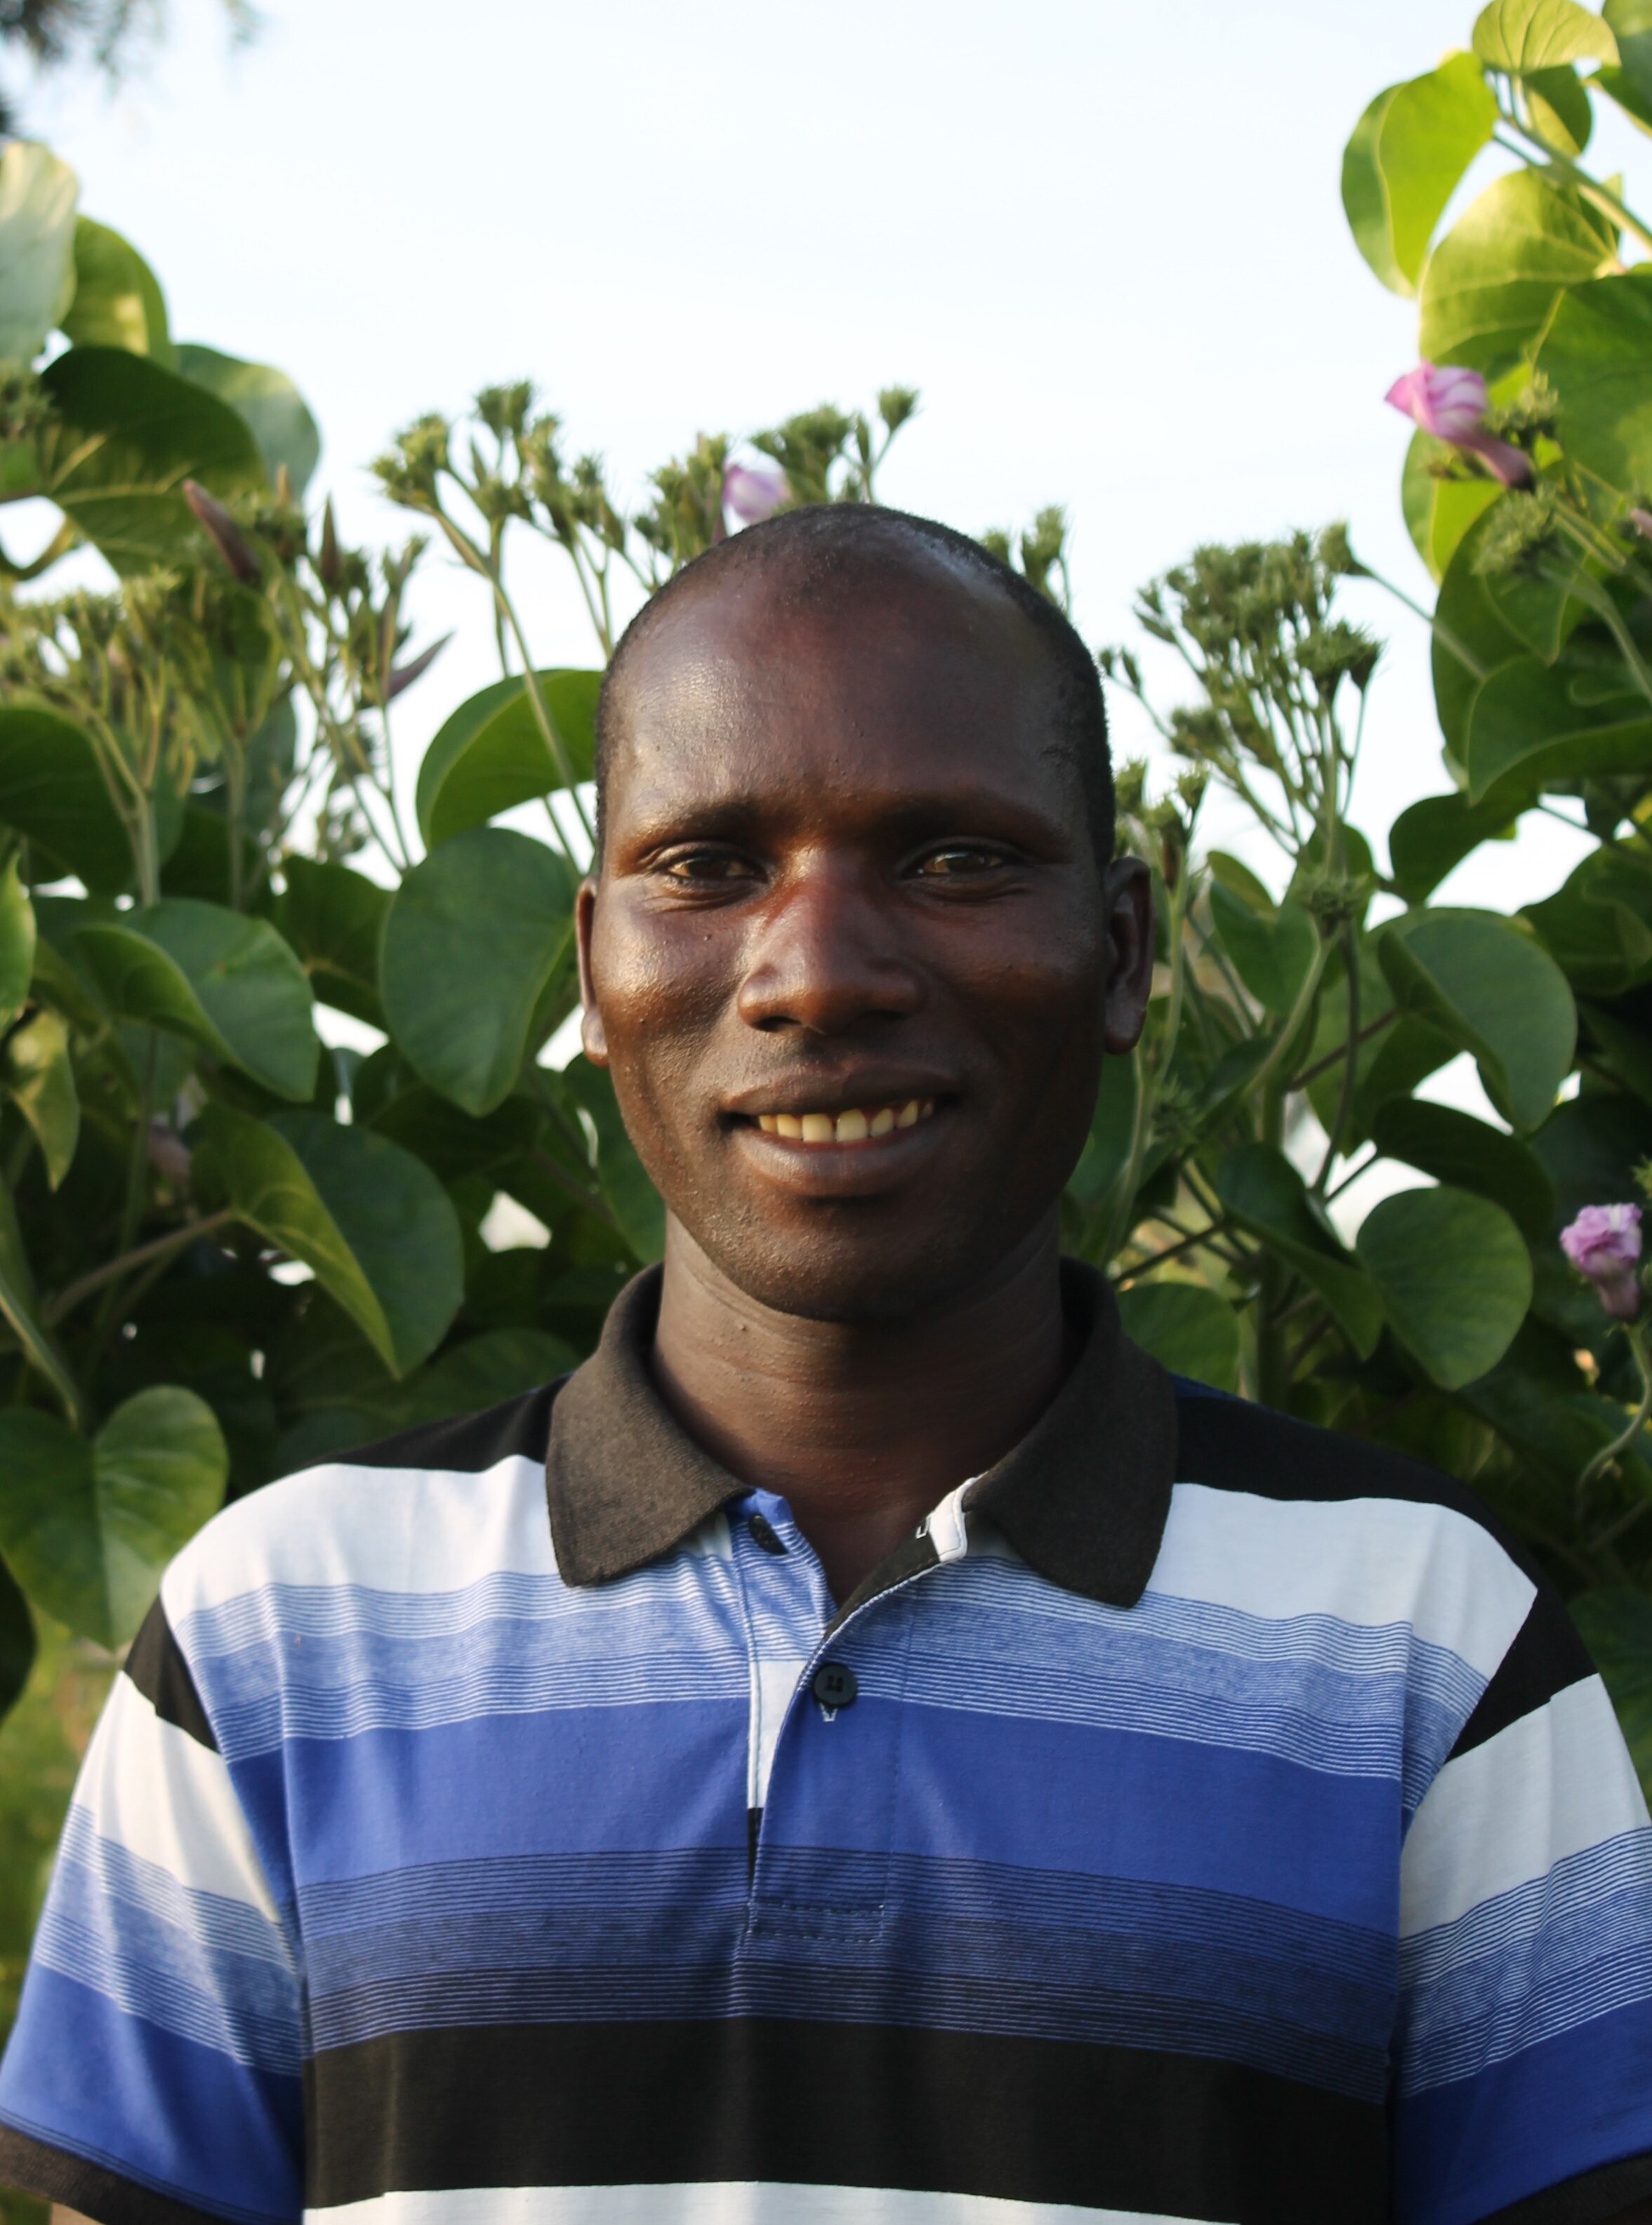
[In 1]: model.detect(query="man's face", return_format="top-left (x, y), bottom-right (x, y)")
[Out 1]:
top-left (578, 552), bottom-right (1153, 1322)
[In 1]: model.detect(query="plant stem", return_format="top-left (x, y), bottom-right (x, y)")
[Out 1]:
top-left (48, 1210), bottom-right (233, 1327)
top-left (1577, 1319), bottom-right (1652, 1507)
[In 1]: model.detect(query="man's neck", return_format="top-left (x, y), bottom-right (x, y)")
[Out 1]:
top-left (648, 1219), bottom-right (1073, 1606)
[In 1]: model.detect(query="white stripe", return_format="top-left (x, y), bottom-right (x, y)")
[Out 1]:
top-left (162, 1453), bottom-right (556, 1613)
top-left (1401, 1675), bottom-right (1651, 1936)
top-left (1148, 1484), bottom-right (1534, 1677)
top-left (752, 1656), bottom-right (806, 1807)
top-left (70, 1675), bottom-right (280, 1920)
top-left (309, 2184), bottom-right (1229, 2225)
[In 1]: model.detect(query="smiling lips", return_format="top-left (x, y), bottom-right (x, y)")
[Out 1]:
top-left (754, 1099), bottom-right (938, 1145)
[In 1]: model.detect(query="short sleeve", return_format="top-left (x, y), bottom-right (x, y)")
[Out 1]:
top-left (1394, 1585), bottom-right (1652, 2225)
top-left (0, 1597), bottom-right (303, 2225)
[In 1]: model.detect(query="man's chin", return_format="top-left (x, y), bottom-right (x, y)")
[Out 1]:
top-left (675, 1213), bottom-right (1022, 1328)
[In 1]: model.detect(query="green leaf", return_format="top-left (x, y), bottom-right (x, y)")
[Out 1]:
top-left (1066, 1048), bottom-right (1141, 1228)
top-left (1342, 54), bottom-right (1497, 296)
top-left (0, 142), bottom-right (77, 365)
top-left (1578, 999), bottom-right (1652, 1107)
top-left (1116, 1280), bottom-right (1240, 1392)
top-left (0, 1387), bottom-right (225, 1648)
top-left (1464, 653), bottom-right (1652, 808)
top-left (275, 856), bottom-right (390, 1029)
top-left (74, 898), bottom-right (318, 1101)
top-left (1401, 431), bottom-right (1502, 581)
top-left (0, 704), bottom-right (132, 892)
top-left (1524, 62), bottom-right (1594, 151)
top-left (0, 857), bottom-right (35, 1031)
top-left (1380, 909), bottom-right (1577, 1133)
top-left (1208, 878), bottom-right (1318, 1013)
top-left (1355, 1185), bottom-right (1531, 1388)
top-left (1473, 0), bottom-right (1618, 70)
top-left (1595, 58), bottom-right (1652, 124)
top-left (381, 828), bottom-right (577, 1116)
top-left (0, 1553), bottom-right (34, 1722)
top-left (39, 345), bottom-right (266, 575)
top-left (1431, 503), bottom-right (1532, 767)
top-left (193, 1106), bottom-right (463, 1375)
top-left (1387, 791), bottom-right (1519, 902)
top-left (1535, 269), bottom-right (1652, 497)
top-left (416, 671), bottom-right (602, 848)
top-left (59, 217), bottom-right (173, 366)
top-left (6, 1009), bottom-right (79, 1191)
top-left (1370, 1098), bottom-right (1556, 1238)
top-left (1418, 170), bottom-right (1616, 376)
top-left (557, 1055), bottom-right (666, 1266)
top-left (174, 343), bottom-right (319, 498)
top-left (0, 1177), bottom-right (79, 1425)
top-left (1214, 1142), bottom-right (1385, 1356)
top-left (1569, 1587), bottom-right (1652, 1792)
top-left (1523, 843), bottom-right (1652, 995)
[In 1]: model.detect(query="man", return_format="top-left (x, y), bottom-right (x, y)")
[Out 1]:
top-left (1, 506), bottom-right (1649, 2225)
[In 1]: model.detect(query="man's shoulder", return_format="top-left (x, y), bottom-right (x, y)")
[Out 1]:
top-left (159, 1378), bottom-right (569, 1626)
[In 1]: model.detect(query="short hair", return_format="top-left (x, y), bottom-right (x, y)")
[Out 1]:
top-left (593, 503), bottom-right (1113, 871)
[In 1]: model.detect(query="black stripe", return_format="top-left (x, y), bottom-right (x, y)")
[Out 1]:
top-left (0, 2124), bottom-right (242, 2225)
top-left (1481, 2148), bottom-right (1652, 2224)
top-left (124, 1599), bottom-right (217, 1752)
top-left (319, 1378), bottom-right (567, 1476)
top-left (1174, 1389), bottom-right (1550, 1580)
top-left (303, 2018), bottom-right (1387, 2224)
top-left (1451, 1592), bottom-right (1596, 1762)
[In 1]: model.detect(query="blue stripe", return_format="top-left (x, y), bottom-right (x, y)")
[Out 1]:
top-left (767, 1696), bottom-right (1404, 1928)
top-left (1399, 1830), bottom-right (1652, 2093)
top-left (0, 1963), bottom-right (302, 2225)
top-left (1394, 1992), bottom-right (1652, 2225)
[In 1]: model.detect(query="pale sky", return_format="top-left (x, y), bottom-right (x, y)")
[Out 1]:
top-left (25, 0), bottom-right (1647, 1180)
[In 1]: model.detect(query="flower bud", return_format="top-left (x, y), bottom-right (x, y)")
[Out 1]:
top-left (1561, 1203), bottom-right (1644, 1321)
top-left (1385, 364), bottom-right (1533, 488)
top-left (386, 631), bottom-right (451, 701)
top-left (722, 460), bottom-right (789, 527)
top-left (183, 480), bottom-right (260, 585)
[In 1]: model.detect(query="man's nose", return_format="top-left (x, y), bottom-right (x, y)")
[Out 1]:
top-left (735, 864), bottom-right (924, 1037)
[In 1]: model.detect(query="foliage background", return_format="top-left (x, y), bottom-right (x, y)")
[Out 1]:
top-left (6, 1), bottom-right (1652, 2218)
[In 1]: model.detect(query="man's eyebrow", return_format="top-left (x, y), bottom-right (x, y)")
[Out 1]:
top-left (612, 784), bottom-right (1076, 859)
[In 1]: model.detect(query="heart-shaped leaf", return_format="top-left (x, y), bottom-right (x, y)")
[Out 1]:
top-left (1387, 790), bottom-right (1519, 902)
top-left (193, 1106), bottom-right (463, 1375)
top-left (74, 897), bottom-right (318, 1101)
top-left (1380, 909), bottom-right (1576, 1132)
top-left (1535, 268), bottom-right (1652, 498)
top-left (1208, 876), bottom-right (1318, 1013)
top-left (1472, 0), bottom-right (1618, 71)
top-left (0, 1387), bottom-right (226, 1647)
top-left (1419, 171), bottom-right (1616, 376)
top-left (1371, 1099), bottom-right (1556, 1239)
top-left (1117, 1281), bottom-right (1241, 1392)
top-left (0, 142), bottom-right (78, 366)
top-left (1400, 431), bottom-right (1502, 581)
top-left (59, 217), bottom-right (173, 365)
top-left (416, 670), bottom-right (602, 847)
top-left (40, 345), bottom-right (266, 574)
top-left (1342, 54), bottom-right (1497, 297)
top-left (0, 704), bottom-right (133, 892)
top-left (381, 827), bottom-right (578, 1116)
top-left (1356, 1185), bottom-right (1531, 1388)
top-left (1465, 654), bottom-right (1652, 810)
top-left (175, 343), bottom-right (319, 497)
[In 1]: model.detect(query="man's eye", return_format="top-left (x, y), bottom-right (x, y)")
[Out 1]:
top-left (663, 853), bottom-right (755, 883)
top-left (913, 846), bottom-right (1011, 878)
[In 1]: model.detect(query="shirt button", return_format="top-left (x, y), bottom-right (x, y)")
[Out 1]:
top-left (812, 1662), bottom-right (857, 1710)
top-left (748, 1512), bottom-right (786, 1554)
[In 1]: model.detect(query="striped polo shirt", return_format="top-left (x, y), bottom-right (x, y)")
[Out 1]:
top-left (2, 1262), bottom-right (1651, 2225)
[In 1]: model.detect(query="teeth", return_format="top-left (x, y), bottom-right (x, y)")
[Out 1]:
top-left (753, 1099), bottom-right (936, 1144)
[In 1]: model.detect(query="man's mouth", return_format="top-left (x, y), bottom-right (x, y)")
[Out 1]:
top-left (751, 1098), bottom-right (938, 1145)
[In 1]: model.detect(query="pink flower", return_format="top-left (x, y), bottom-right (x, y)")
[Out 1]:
top-left (1561, 1203), bottom-right (1644, 1321)
top-left (1627, 508), bottom-right (1652, 541)
top-left (722, 460), bottom-right (789, 527)
top-left (1385, 364), bottom-right (1532, 488)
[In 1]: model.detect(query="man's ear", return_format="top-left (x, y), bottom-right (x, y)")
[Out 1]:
top-left (1102, 856), bottom-right (1156, 1055)
top-left (575, 878), bottom-right (609, 1067)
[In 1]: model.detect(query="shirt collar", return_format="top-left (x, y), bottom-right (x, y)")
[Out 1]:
top-left (544, 1258), bottom-right (1178, 1611)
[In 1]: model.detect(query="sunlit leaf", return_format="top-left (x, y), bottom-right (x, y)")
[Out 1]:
top-left (1535, 268), bottom-right (1652, 497)
top-left (1418, 171), bottom-right (1616, 376)
top-left (1472, 0), bottom-right (1618, 71)
top-left (1342, 53), bottom-right (1497, 296)
top-left (6, 1010), bottom-right (79, 1191)
top-left (59, 217), bottom-right (173, 366)
top-left (416, 671), bottom-right (602, 848)
top-left (0, 142), bottom-right (77, 366)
